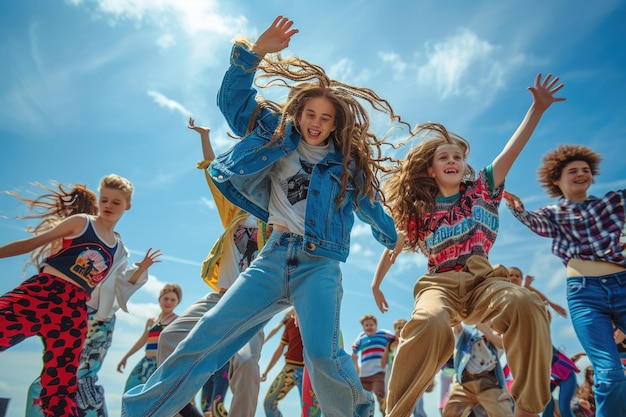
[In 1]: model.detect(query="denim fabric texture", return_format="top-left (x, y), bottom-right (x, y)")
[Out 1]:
top-left (567, 271), bottom-right (626, 417)
top-left (122, 232), bottom-right (374, 417)
top-left (209, 43), bottom-right (397, 262)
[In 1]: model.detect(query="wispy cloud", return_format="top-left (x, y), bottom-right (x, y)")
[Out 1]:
top-left (417, 28), bottom-right (500, 99)
top-left (378, 51), bottom-right (408, 79)
top-left (147, 90), bottom-right (190, 116)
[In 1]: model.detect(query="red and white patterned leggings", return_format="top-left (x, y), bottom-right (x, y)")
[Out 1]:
top-left (0, 273), bottom-right (88, 417)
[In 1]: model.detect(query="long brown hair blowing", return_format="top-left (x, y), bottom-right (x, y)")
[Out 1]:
top-left (7, 182), bottom-right (98, 268)
top-left (383, 123), bottom-right (475, 251)
top-left (233, 38), bottom-right (410, 207)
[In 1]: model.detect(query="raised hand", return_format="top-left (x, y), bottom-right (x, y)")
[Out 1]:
top-left (252, 15), bottom-right (299, 57)
top-left (528, 73), bottom-right (566, 112)
top-left (188, 117), bottom-right (210, 136)
top-left (137, 248), bottom-right (162, 270)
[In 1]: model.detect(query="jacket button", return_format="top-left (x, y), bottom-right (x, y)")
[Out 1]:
top-left (306, 242), bottom-right (316, 251)
top-left (261, 156), bottom-right (267, 161)
top-left (239, 169), bottom-right (245, 174)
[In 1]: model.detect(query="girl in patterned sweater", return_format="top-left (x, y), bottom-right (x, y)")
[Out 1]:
top-left (372, 74), bottom-right (565, 417)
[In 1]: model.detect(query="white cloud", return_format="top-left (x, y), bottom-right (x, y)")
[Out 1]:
top-left (200, 196), bottom-right (216, 210)
top-left (378, 51), bottom-right (408, 79)
top-left (327, 57), bottom-right (373, 86)
top-left (417, 28), bottom-right (496, 99)
top-left (68, 0), bottom-right (247, 38)
top-left (147, 90), bottom-right (190, 116)
top-left (155, 33), bottom-right (176, 50)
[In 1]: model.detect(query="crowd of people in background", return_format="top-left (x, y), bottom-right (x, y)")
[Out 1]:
top-left (1, 12), bottom-right (625, 417)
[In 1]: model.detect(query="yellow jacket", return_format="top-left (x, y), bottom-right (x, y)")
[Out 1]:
top-left (197, 160), bottom-right (267, 292)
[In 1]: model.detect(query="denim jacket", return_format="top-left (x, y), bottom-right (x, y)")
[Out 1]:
top-left (454, 325), bottom-right (507, 389)
top-left (209, 43), bottom-right (397, 262)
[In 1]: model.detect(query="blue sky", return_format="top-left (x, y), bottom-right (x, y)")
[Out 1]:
top-left (1, 0), bottom-right (625, 416)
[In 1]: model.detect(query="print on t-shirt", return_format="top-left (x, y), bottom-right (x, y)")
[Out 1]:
top-left (70, 246), bottom-right (111, 287)
top-left (283, 159), bottom-right (314, 205)
top-left (233, 226), bottom-right (259, 272)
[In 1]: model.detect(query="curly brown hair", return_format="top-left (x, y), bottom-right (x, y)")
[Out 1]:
top-left (537, 145), bottom-right (601, 198)
top-left (7, 182), bottom-right (98, 268)
top-left (232, 38), bottom-right (410, 208)
top-left (382, 123), bottom-right (475, 251)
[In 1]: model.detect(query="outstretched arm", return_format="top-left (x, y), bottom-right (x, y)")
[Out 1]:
top-left (524, 275), bottom-right (567, 318)
top-left (371, 231), bottom-right (406, 313)
top-left (188, 117), bottom-right (214, 161)
top-left (263, 321), bottom-right (286, 344)
top-left (476, 322), bottom-right (504, 350)
top-left (491, 73), bottom-right (566, 187)
top-left (251, 15), bottom-right (299, 57)
top-left (371, 249), bottom-right (394, 313)
top-left (260, 343), bottom-right (286, 382)
top-left (0, 214), bottom-right (87, 259)
top-left (117, 318), bottom-right (153, 372)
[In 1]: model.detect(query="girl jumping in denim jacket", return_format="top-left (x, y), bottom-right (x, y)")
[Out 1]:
top-left (122, 15), bottom-right (405, 417)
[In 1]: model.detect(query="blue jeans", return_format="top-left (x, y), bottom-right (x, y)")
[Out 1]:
top-left (122, 232), bottom-right (373, 417)
top-left (412, 396), bottom-right (426, 417)
top-left (543, 373), bottom-right (577, 417)
top-left (567, 271), bottom-right (626, 417)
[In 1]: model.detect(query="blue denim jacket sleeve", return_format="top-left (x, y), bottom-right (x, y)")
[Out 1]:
top-left (217, 43), bottom-right (277, 137)
top-left (355, 191), bottom-right (397, 250)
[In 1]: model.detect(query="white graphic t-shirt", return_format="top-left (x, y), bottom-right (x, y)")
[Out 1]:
top-left (218, 214), bottom-right (259, 289)
top-left (268, 140), bottom-right (330, 235)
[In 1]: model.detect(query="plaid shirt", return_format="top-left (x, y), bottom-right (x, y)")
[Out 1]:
top-left (507, 190), bottom-right (626, 267)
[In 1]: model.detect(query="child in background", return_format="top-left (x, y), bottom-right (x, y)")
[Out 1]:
top-left (0, 174), bottom-right (158, 417)
top-left (260, 308), bottom-right (305, 416)
top-left (572, 367), bottom-right (596, 417)
top-left (504, 144), bottom-right (626, 416)
top-left (122, 15), bottom-right (405, 417)
top-left (443, 323), bottom-right (513, 417)
top-left (438, 356), bottom-right (456, 415)
top-left (381, 318), bottom-right (407, 387)
top-left (372, 73), bottom-right (565, 417)
top-left (155, 118), bottom-right (268, 417)
top-left (352, 314), bottom-right (395, 415)
top-left (18, 183), bottom-right (157, 417)
top-left (117, 283), bottom-right (182, 392)
top-left (508, 267), bottom-right (567, 318)
top-left (507, 266), bottom-right (580, 417)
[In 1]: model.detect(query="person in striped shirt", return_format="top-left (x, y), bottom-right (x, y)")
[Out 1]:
top-left (352, 314), bottom-right (395, 415)
top-left (117, 283), bottom-right (182, 393)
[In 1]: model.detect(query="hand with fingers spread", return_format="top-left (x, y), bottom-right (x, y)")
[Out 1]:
top-left (528, 73), bottom-right (566, 112)
top-left (136, 247), bottom-right (162, 271)
top-left (252, 15), bottom-right (299, 57)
